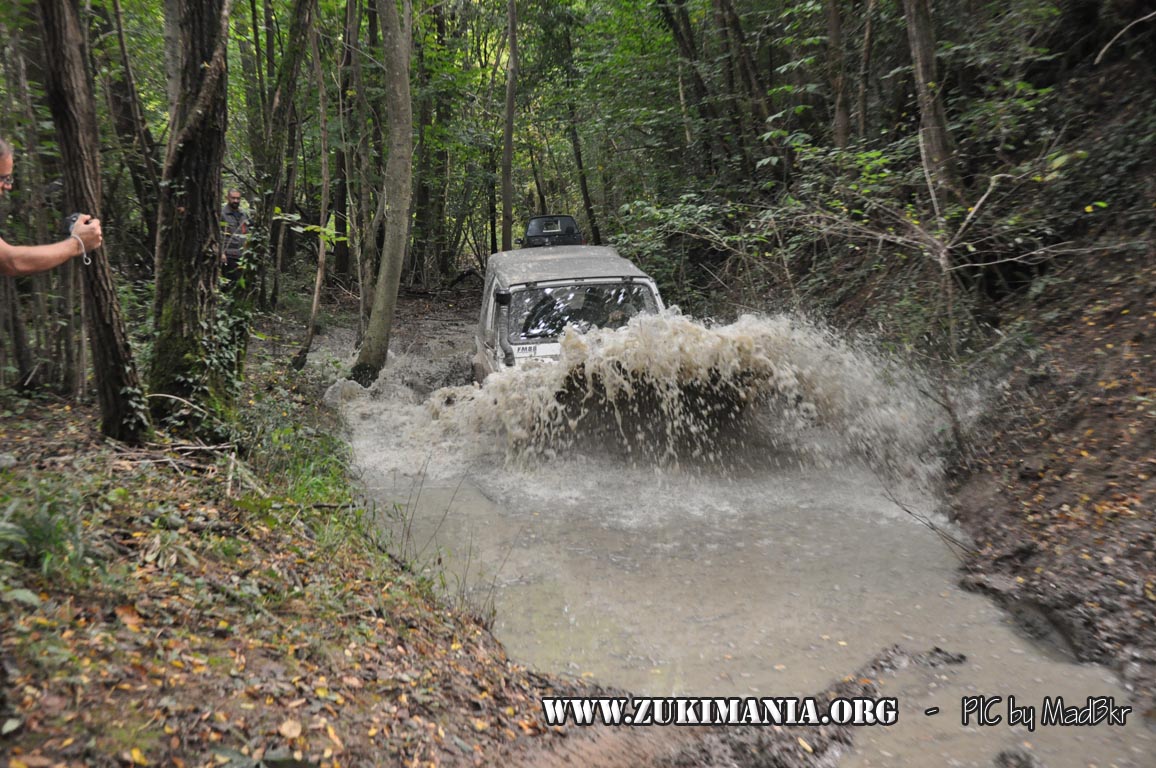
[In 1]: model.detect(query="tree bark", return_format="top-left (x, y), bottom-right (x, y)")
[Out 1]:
top-left (256, 0), bottom-right (315, 302)
top-left (826, 0), bottom-right (850, 148)
top-left (500, 0), bottom-right (517, 251)
top-left (901, 0), bottom-right (961, 198)
top-left (151, 0), bottom-right (234, 419)
top-left (351, 0), bottom-right (413, 386)
top-left (38, 0), bottom-right (151, 443)
top-left (96, 0), bottom-right (162, 261)
top-left (857, 0), bottom-right (877, 138)
top-left (332, 0), bottom-right (359, 280)
top-left (562, 28), bottom-right (600, 245)
top-left (293, 22), bottom-right (331, 369)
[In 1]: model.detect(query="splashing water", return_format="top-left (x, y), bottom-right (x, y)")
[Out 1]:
top-left (420, 310), bottom-right (946, 492)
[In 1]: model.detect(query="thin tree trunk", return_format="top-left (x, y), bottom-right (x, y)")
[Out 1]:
top-left (567, 104), bottom-right (600, 245)
top-left (351, 0), bottom-right (413, 385)
top-left (96, 0), bottom-right (162, 261)
top-left (902, 0), bottom-right (961, 197)
top-left (719, 0), bottom-right (768, 125)
top-left (333, 0), bottom-right (358, 280)
top-left (562, 28), bottom-right (600, 245)
top-left (488, 147), bottom-right (498, 255)
top-left (500, 0), bottom-right (517, 251)
top-left (409, 30), bottom-right (433, 286)
top-left (38, 0), bottom-right (151, 443)
top-left (271, 120), bottom-right (299, 308)
top-left (7, 36), bottom-right (51, 386)
top-left (529, 147), bottom-right (547, 214)
top-left (826, 0), bottom-right (850, 148)
top-left (235, 2), bottom-right (267, 189)
top-left (857, 0), bottom-right (877, 138)
top-left (2, 279), bottom-right (34, 386)
top-left (293, 22), bottom-right (331, 369)
top-left (257, 0), bottom-right (315, 297)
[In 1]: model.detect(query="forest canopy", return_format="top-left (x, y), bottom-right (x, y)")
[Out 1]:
top-left (0, 0), bottom-right (1153, 435)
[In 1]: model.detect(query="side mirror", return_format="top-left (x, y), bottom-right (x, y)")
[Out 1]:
top-left (495, 291), bottom-right (511, 306)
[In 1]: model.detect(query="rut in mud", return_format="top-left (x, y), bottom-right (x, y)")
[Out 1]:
top-left (318, 306), bottom-right (1155, 767)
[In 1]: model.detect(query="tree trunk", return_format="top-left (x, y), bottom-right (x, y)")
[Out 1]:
top-left (2, 278), bottom-right (34, 387)
top-left (270, 117), bottom-right (299, 308)
top-left (256, 0), bottom-right (315, 298)
top-left (95, 0), bottom-right (162, 264)
top-left (901, 0), bottom-right (961, 198)
top-left (293, 22), bottom-right (331, 369)
top-left (151, 0), bottom-right (233, 420)
top-left (487, 146), bottom-right (498, 256)
top-left (332, 0), bottom-right (359, 281)
top-left (562, 29), bottom-right (600, 245)
top-left (500, 0), bottom-right (517, 251)
top-left (567, 105), bottom-right (600, 245)
top-left (826, 0), bottom-right (850, 148)
top-left (351, 0), bottom-right (413, 386)
top-left (857, 0), bottom-right (877, 138)
top-left (431, 6), bottom-right (453, 280)
top-left (38, 0), bottom-right (151, 443)
top-left (235, 1), bottom-right (267, 189)
top-left (410, 31), bottom-right (433, 286)
top-left (656, 0), bottom-right (726, 174)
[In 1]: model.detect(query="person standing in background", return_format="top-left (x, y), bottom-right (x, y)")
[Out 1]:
top-left (220, 187), bottom-right (250, 285)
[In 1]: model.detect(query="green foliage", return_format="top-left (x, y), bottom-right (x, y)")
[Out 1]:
top-left (0, 479), bottom-right (86, 580)
top-left (234, 350), bottom-right (354, 509)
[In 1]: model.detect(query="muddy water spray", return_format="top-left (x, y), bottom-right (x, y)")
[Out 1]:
top-left (423, 311), bottom-right (946, 489)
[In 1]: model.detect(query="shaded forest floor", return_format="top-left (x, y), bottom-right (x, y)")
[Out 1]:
top-left (951, 245), bottom-right (1156, 720)
top-left (0, 312), bottom-right (585, 767)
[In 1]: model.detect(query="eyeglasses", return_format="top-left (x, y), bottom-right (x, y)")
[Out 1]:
top-left (0, 175), bottom-right (13, 185)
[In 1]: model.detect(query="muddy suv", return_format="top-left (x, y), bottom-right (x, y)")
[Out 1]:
top-left (473, 245), bottom-right (664, 382)
top-left (519, 215), bottom-right (584, 248)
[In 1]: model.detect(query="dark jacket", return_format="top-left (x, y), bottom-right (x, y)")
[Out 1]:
top-left (221, 205), bottom-right (250, 258)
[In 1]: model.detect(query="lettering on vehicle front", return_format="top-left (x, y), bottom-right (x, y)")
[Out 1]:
top-left (516, 345), bottom-right (538, 355)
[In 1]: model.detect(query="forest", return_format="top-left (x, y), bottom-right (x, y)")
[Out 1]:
top-left (1, 0), bottom-right (1155, 764)
top-left (0, 0), bottom-right (1151, 438)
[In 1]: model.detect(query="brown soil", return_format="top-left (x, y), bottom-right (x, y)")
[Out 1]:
top-left (950, 246), bottom-right (1156, 721)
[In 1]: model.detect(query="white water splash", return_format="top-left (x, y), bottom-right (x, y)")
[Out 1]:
top-left (405, 310), bottom-right (947, 492)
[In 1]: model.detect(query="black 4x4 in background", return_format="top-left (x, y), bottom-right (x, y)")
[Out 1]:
top-left (520, 215), bottom-right (584, 248)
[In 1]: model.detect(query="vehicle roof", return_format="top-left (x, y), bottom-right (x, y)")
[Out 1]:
top-left (486, 246), bottom-right (653, 288)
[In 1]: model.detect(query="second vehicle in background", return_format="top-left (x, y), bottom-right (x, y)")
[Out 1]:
top-left (519, 215), bottom-right (584, 248)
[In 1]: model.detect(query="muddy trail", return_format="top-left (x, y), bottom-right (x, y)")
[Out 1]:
top-left (313, 298), bottom-right (1154, 767)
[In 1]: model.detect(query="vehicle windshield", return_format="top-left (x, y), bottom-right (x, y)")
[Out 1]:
top-left (509, 283), bottom-right (659, 342)
top-left (525, 217), bottom-right (579, 237)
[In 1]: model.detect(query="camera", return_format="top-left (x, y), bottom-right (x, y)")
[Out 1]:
top-left (63, 213), bottom-right (82, 234)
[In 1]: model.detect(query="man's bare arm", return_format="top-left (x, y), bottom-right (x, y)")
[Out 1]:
top-left (0, 216), bottom-right (102, 277)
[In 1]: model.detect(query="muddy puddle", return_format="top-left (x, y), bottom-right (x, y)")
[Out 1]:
top-left (316, 309), bottom-right (1154, 767)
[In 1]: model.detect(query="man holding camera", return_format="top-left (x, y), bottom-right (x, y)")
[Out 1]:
top-left (0, 137), bottom-right (103, 277)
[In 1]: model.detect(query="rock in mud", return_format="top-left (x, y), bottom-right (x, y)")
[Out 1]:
top-left (323, 379), bottom-right (366, 407)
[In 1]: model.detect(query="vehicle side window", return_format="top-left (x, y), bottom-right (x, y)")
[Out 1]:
top-left (489, 300), bottom-right (502, 345)
top-left (479, 273), bottom-right (495, 342)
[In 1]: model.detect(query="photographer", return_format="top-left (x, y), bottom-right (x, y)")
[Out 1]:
top-left (0, 137), bottom-right (103, 277)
